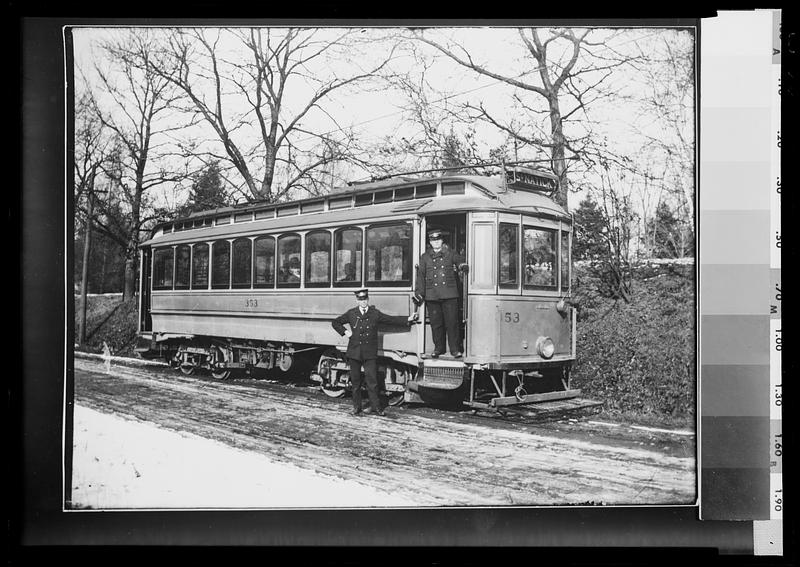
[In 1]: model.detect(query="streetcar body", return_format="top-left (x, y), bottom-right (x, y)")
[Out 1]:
top-left (137, 168), bottom-right (578, 408)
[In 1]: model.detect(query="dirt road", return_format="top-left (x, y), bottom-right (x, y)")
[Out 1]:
top-left (71, 355), bottom-right (696, 507)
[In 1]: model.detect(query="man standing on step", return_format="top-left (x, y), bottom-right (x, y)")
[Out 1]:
top-left (414, 229), bottom-right (469, 359)
top-left (332, 288), bottom-right (417, 416)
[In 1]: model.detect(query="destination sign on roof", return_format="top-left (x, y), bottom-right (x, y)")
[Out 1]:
top-left (505, 167), bottom-right (558, 193)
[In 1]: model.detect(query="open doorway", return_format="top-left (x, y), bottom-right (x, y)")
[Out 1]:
top-left (420, 213), bottom-right (468, 356)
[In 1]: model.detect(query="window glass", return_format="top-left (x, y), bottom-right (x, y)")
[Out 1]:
top-left (212, 240), bottom-right (231, 288)
top-left (254, 236), bottom-right (275, 288)
top-left (175, 244), bottom-right (191, 288)
top-left (305, 231), bottom-right (331, 287)
top-left (191, 243), bottom-right (209, 289)
top-left (415, 184), bottom-right (437, 198)
top-left (366, 223), bottom-right (412, 286)
top-left (334, 227), bottom-right (362, 286)
top-left (153, 248), bottom-right (174, 289)
top-left (355, 193), bottom-right (373, 207)
top-left (441, 181), bottom-right (465, 195)
top-left (277, 234), bottom-right (301, 287)
top-left (561, 231), bottom-right (570, 291)
top-left (499, 223), bottom-right (518, 288)
top-left (523, 227), bottom-right (557, 289)
top-left (232, 238), bottom-right (252, 288)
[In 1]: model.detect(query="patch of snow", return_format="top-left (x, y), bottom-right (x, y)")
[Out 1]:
top-left (69, 405), bottom-right (420, 510)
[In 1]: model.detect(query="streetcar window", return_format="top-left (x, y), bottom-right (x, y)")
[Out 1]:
top-left (212, 240), bottom-right (231, 289)
top-left (277, 205), bottom-right (299, 217)
top-left (277, 234), bottom-right (301, 287)
top-left (416, 184), bottom-right (437, 198)
top-left (254, 236), bottom-right (275, 288)
top-left (328, 196), bottom-right (352, 210)
top-left (394, 187), bottom-right (414, 201)
top-left (374, 190), bottom-right (393, 204)
top-left (191, 243), bottom-right (209, 289)
top-left (366, 223), bottom-right (412, 286)
top-left (152, 248), bottom-right (174, 290)
top-left (561, 231), bottom-right (570, 291)
top-left (255, 208), bottom-right (275, 220)
top-left (523, 226), bottom-right (557, 289)
top-left (301, 200), bottom-right (324, 214)
top-left (334, 227), bottom-right (363, 287)
top-left (305, 230), bottom-right (332, 287)
top-left (175, 244), bottom-right (191, 289)
top-left (355, 193), bottom-right (373, 207)
top-left (441, 181), bottom-right (465, 195)
top-left (232, 238), bottom-right (252, 288)
top-left (499, 223), bottom-right (518, 289)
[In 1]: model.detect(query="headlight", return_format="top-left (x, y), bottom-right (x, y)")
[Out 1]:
top-left (536, 336), bottom-right (555, 359)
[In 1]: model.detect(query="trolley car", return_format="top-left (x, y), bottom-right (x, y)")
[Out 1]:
top-left (136, 166), bottom-right (578, 409)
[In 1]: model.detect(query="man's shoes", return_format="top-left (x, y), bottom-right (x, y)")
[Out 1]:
top-left (430, 351), bottom-right (443, 359)
top-left (351, 408), bottom-right (363, 416)
top-left (452, 352), bottom-right (462, 359)
top-left (363, 407), bottom-right (385, 416)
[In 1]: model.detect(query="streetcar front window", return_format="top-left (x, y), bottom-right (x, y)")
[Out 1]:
top-left (523, 226), bottom-right (557, 290)
top-left (561, 230), bottom-right (571, 291)
top-left (499, 223), bottom-right (518, 289)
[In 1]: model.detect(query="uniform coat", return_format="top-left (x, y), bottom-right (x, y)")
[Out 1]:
top-left (415, 243), bottom-right (467, 355)
top-left (332, 305), bottom-right (412, 413)
top-left (415, 244), bottom-right (465, 301)
top-left (332, 305), bottom-right (412, 361)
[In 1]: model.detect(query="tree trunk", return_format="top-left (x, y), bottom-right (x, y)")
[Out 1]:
top-left (123, 255), bottom-right (137, 301)
top-left (548, 96), bottom-right (569, 211)
top-left (78, 191), bottom-right (95, 346)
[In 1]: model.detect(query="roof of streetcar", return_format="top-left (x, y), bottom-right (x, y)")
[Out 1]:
top-left (142, 173), bottom-right (569, 248)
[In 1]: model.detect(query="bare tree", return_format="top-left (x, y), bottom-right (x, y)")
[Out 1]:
top-left (74, 91), bottom-right (110, 229)
top-left (147, 28), bottom-right (395, 203)
top-left (84, 30), bottom-right (191, 300)
top-left (411, 28), bottom-right (645, 210)
top-left (633, 31), bottom-right (695, 257)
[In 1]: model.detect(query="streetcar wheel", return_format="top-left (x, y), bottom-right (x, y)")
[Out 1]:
top-left (386, 392), bottom-right (405, 407)
top-left (320, 385), bottom-right (346, 398)
top-left (210, 346), bottom-right (232, 380)
top-left (211, 368), bottom-right (232, 380)
top-left (179, 363), bottom-right (196, 376)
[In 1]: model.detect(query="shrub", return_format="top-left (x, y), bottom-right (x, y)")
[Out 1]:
top-left (74, 294), bottom-right (139, 357)
top-left (571, 262), bottom-right (696, 426)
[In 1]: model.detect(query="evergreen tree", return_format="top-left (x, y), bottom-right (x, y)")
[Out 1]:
top-left (573, 196), bottom-right (606, 261)
top-left (179, 161), bottom-right (230, 216)
top-left (646, 201), bottom-right (694, 258)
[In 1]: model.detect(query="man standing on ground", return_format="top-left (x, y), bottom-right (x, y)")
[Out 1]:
top-left (332, 289), bottom-right (418, 416)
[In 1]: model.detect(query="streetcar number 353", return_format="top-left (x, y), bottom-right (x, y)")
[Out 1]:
top-left (245, 299), bottom-right (258, 308)
top-left (503, 312), bottom-right (520, 323)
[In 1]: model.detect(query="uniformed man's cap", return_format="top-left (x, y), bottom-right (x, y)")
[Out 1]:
top-left (354, 288), bottom-right (369, 300)
top-left (428, 230), bottom-right (443, 240)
